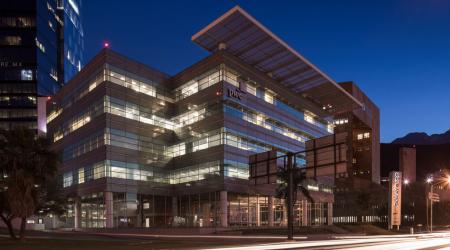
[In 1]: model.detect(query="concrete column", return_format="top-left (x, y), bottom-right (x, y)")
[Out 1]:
top-left (172, 196), bottom-right (178, 217)
top-left (202, 203), bottom-right (211, 227)
top-left (268, 196), bottom-right (274, 227)
top-left (74, 197), bottom-right (81, 230)
top-left (256, 196), bottom-right (261, 227)
top-left (282, 202), bottom-right (287, 226)
top-left (51, 214), bottom-right (57, 229)
top-left (220, 191), bottom-right (228, 227)
top-left (247, 196), bottom-right (251, 226)
top-left (302, 200), bottom-right (308, 226)
top-left (327, 202), bottom-right (333, 226)
top-left (105, 191), bottom-right (114, 228)
top-left (137, 196), bottom-right (143, 227)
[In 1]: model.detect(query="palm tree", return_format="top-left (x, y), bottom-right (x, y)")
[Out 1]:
top-left (276, 162), bottom-right (314, 212)
top-left (0, 127), bottom-right (58, 240)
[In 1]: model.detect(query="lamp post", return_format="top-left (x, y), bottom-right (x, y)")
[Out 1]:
top-left (426, 177), bottom-right (433, 233)
top-left (402, 178), bottom-right (409, 226)
top-left (425, 174), bottom-right (450, 233)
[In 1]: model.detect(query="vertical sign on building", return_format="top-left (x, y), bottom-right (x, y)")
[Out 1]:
top-left (388, 171), bottom-right (402, 229)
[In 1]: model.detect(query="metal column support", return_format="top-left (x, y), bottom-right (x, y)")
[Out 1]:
top-left (327, 202), bottom-right (333, 226)
top-left (105, 191), bottom-right (114, 228)
top-left (268, 196), bottom-right (274, 227)
top-left (287, 153), bottom-right (294, 240)
top-left (74, 197), bottom-right (81, 230)
top-left (220, 191), bottom-right (228, 227)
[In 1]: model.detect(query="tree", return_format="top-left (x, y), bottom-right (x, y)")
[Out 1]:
top-left (0, 127), bottom-right (59, 240)
top-left (276, 162), bottom-right (314, 207)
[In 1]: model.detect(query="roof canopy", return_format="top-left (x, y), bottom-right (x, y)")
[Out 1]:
top-left (192, 6), bottom-right (363, 114)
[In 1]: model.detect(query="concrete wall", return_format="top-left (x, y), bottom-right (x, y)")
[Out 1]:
top-left (399, 147), bottom-right (416, 182)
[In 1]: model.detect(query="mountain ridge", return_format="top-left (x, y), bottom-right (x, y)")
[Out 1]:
top-left (392, 130), bottom-right (450, 145)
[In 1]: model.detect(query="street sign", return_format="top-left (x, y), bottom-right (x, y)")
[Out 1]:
top-left (388, 171), bottom-right (402, 229)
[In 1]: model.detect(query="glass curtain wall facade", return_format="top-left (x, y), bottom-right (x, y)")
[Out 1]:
top-left (0, 0), bottom-right (83, 131)
top-left (48, 49), bottom-right (334, 229)
top-left (58, 0), bottom-right (83, 82)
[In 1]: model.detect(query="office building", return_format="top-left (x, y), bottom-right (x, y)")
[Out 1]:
top-left (380, 146), bottom-right (416, 184)
top-left (333, 82), bottom-right (380, 191)
top-left (304, 82), bottom-right (381, 224)
top-left (48, 6), bottom-right (365, 229)
top-left (0, 0), bottom-right (83, 132)
top-left (381, 143), bottom-right (450, 183)
top-left (58, 0), bottom-right (84, 83)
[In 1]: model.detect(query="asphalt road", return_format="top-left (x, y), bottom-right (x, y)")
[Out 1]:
top-left (2, 229), bottom-right (450, 249)
top-left (204, 232), bottom-right (450, 250)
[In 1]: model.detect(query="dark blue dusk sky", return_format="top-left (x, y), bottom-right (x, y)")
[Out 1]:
top-left (82, 0), bottom-right (450, 143)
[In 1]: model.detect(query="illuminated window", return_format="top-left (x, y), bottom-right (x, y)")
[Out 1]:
top-left (78, 168), bottom-right (85, 184)
top-left (27, 96), bottom-right (36, 104)
top-left (0, 36), bottom-right (21, 45)
top-left (304, 114), bottom-right (314, 124)
top-left (21, 69), bottom-right (33, 81)
top-left (334, 118), bottom-right (348, 125)
top-left (175, 67), bottom-right (230, 100)
top-left (193, 137), bottom-right (208, 152)
top-left (327, 124), bottom-right (334, 133)
top-left (246, 83), bottom-right (257, 96)
top-left (63, 172), bottom-right (73, 187)
top-left (0, 17), bottom-right (34, 27)
top-left (264, 90), bottom-right (274, 104)
top-left (181, 81), bottom-right (198, 98)
top-left (166, 143), bottom-right (186, 157)
top-left (93, 163), bottom-right (105, 179)
top-left (357, 132), bottom-right (370, 140)
top-left (223, 67), bottom-right (239, 87)
top-left (256, 114), bottom-right (264, 125)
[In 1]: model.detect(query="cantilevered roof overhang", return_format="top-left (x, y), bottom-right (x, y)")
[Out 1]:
top-left (192, 6), bottom-right (363, 115)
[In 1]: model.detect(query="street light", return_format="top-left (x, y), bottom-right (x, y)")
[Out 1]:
top-left (403, 179), bottom-right (409, 185)
top-left (424, 173), bottom-right (450, 233)
top-left (425, 176), bottom-right (434, 233)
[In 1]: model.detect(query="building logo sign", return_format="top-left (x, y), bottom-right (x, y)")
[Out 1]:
top-left (227, 88), bottom-right (245, 100)
top-left (388, 171), bottom-right (402, 229)
top-left (0, 62), bottom-right (22, 68)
